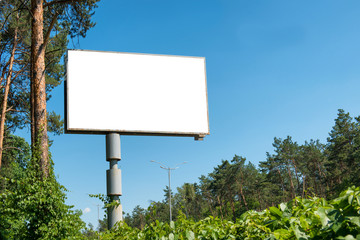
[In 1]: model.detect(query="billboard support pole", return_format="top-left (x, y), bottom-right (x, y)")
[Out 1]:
top-left (106, 133), bottom-right (122, 229)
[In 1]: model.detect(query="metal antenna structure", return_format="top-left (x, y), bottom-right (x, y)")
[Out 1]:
top-left (151, 160), bottom-right (187, 222)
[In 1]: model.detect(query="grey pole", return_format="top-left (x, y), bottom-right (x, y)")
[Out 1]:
top-left (150, 160), bottom-right (187, 223)
top-left (168, 168), bottom-right (172, 222)
top-left (106, 133), bottom-right (122, 229)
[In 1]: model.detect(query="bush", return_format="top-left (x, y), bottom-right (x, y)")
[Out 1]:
top-left (96, 186), bottom-right (360, 239)
top-left (0, 157), bottom-right (85, 239)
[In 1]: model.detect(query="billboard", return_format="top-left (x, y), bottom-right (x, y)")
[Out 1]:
top-left (65, 50), bottom-right (209, 139)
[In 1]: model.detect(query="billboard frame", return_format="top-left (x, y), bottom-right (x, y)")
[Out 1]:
top-left (64, 49), bottom-right (210, 140)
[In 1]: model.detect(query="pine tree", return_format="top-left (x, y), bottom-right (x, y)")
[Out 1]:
top-left (30, 0), bottom-right (99, 177)
top-left (325, 109), bottom-right (359, 197)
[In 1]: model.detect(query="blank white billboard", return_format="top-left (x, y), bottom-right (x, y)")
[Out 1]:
top-left (65, 50), bottom-right (209, 138)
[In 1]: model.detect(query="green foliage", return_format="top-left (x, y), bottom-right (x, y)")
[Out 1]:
top-left (94, 186), bottom-right (360, 239)
top-left (3, 107), bottom-right (360, 239)
top-left (47, 111), bottom-right (64, 136)
top-left (326, 110), bottom-right (360, 197)
top-left (0, 151), bottom-right (85, 239)
top-left (89, 193), bottom-right (121, 217)
top-left (0, 0), bottom-right (100, 136)
top-left (122, 109), bottom-right (360, 235)
top-left (0, 134), bottom-right (30, 179)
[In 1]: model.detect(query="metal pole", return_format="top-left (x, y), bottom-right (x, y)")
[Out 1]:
top-left (97, 204), bottom-right (99, 226)
top-left (168, 168), bottom-right (172, 222)
top-left (150, 160), bottom-right (187, 223)
top-left (106, 133), bottom-right (122, 229)
top-left (97, 204), bottom-right (100, 240)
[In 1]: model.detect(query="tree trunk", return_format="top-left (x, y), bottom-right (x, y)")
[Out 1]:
top-left (206, 193), bottom-right (215, 217)
top-left (302, 175), bottom-right (306, 198)
top-left (312, 162), bottom-right (321, 196)
top-left (216, 195), bottom-right (224, 220)
top-left (277, 168), bottom-right (286, 202)
top-left (291, 158), bottom-right (301, 194)
top-left (256, 189), bottom-right (263, 210)
top-left (0, 22), bottom-right (18, 168)
top-left (287, 165), bottom-right (295, 199)
top-left (31, 0), bottom-right (49, 178)
top-left (236, 179), bottom-right (248, 210)
top-left (317, 162), bottom-right (328, 194)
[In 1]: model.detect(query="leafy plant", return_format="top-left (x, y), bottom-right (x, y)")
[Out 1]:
top-left (0, 154), bottom-right (85, 239)
top-left (95, 186), bottom-right (360, 240)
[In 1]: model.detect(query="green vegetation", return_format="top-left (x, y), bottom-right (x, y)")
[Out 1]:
top-left (1, 105), bottom-right (360, 239)
top-left (0, 139), bottom-right (85, 239)
top-left (0, 1), bottom-right (99, 239)
top-left (123, 110), bottom-right (360, 228)
top-left (88, 186), bottom-right (360, 239)
top-left (2, 109), bottom-right (359, 239)
top-left (73, 109), bottom-right (360, 239)
top-left (1, 3), bottom-right (360, 239)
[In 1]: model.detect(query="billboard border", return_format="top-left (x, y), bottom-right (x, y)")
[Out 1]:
top-left (64, 49), bottom-right (210, 140)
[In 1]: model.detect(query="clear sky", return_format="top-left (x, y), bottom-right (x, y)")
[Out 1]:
top-left (20, 0), bottom-right (360, 227)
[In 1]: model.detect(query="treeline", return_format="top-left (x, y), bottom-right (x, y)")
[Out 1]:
top-left (125, 109), bottom-right (360, 228)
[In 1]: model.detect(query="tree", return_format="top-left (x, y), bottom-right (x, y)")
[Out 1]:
top-left (352, 116), bottom-right (360, 186)
top-left (261, 137), bottom-right (302, 201)
top-left (82, 223), bottom-right (98, 239)
top-left (176, 183), bottom-right (196, 218)
top-left (298, 139), bottom-right (327, 197)
top-left (98, 217), bottom-right (107, 232)
top-left (325, 109), bottom-right (360, 197)
top-left (198, 175), bottom-right (216, 217)
top-left (125, 205), bottom-right (146, 229)
top-left (30, 0), bottom-right (99, 178)
top-left (0, 1), bottom-right (30, 168)
top-left (230, 155), bottom-right (249, 212)
top-left (259, 152), bottom-right (287, 204)
top-left (0, 1), bottom-right (101, 238)
top-left (0, 0), bottom-right (99, 172)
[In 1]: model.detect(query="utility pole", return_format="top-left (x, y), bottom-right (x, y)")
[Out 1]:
top-left (151, 160), bottom-right (187, 222)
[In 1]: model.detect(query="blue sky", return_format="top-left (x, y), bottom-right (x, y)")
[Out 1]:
top-left (23, 0), bottom-right (360, 227)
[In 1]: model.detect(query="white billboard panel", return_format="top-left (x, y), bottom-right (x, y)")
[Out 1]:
top-left (65, 50), bottom-right (209, 138)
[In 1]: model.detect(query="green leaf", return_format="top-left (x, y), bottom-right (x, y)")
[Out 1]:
top-left (348, 194), bottom-right (354, 205)
top-left (186, 230), bottom-right (195, 240)
top-left (332, 220), bottom-right (344, 233)
top-left (292, 224), bottom-right (309, 240)
top-left (270, 207), bottom-right (283, 218)
top-left (315, 207), bottom-right (330, 227)
top-left (273, 229), bottom-right (290, 239)
top-left (337, 235), bottom-right (356, 240)
top-left (349, 217), bottom-right (360, 227)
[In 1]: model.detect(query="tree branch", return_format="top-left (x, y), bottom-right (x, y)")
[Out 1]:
top-left (44, 12), bottom-right (60, 48)
top-left (44, 0), bottom-right (81, 8)
top-left (7, 108), bottom-right (26, 113)
top-left (46, 48), bottom-right (62, 55)
top-left (18, 0), bottom-right (34, 19)
top-left (1, 147), bottom-right (24, 152)
top-left (0, 0), bottom-right (31, 30)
